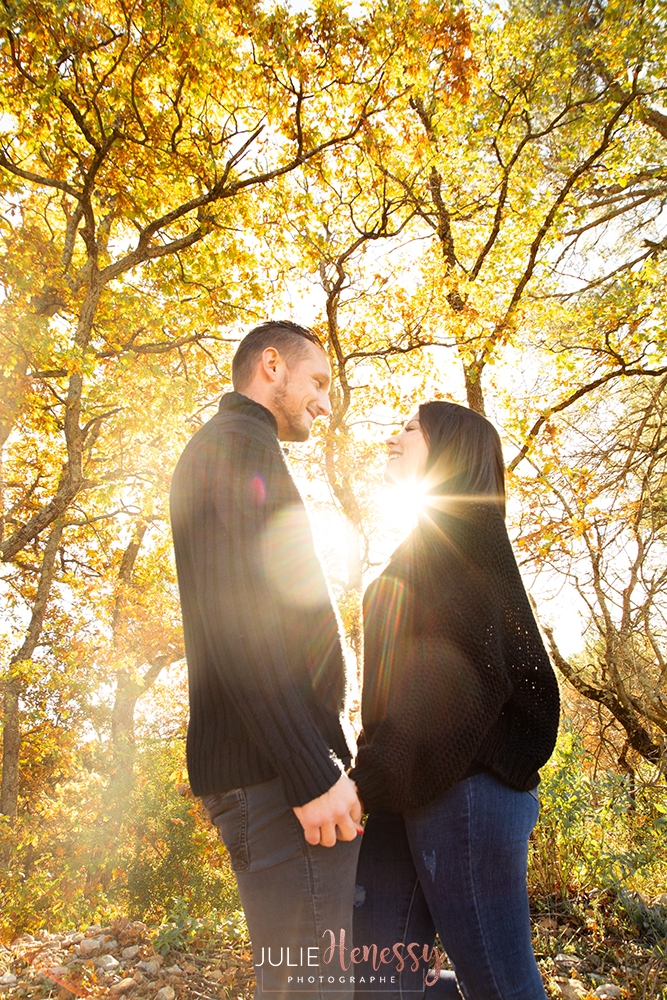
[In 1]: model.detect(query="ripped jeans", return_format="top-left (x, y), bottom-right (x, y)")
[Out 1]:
top-left (353, 772), bottom-right (547, 1000)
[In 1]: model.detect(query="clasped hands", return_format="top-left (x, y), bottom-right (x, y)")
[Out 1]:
top-left (293, 772), bottom-right (363, 847)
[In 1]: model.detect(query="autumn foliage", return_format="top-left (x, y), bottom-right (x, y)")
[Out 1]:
top-left (1, 0), bottom-right (666, 938)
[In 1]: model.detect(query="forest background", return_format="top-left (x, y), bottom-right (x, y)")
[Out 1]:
top-left (1, 0), bottom-right (666, 996)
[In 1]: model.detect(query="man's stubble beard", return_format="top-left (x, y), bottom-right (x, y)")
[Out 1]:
top-left (272, 379), bottom-right (310, 442)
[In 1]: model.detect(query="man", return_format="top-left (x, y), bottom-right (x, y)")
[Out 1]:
top-left (170, 321), bottom-right (362, 1000)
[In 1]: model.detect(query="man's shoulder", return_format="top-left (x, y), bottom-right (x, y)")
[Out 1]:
top-left (177, 408), bottom-right (281, 466)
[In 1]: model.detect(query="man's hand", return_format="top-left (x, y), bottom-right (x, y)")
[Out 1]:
top-left (293, 772), bottom-right (363, 847)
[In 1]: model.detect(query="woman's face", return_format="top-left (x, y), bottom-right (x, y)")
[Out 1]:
top-left (385, 412), bottom-right (429, 485)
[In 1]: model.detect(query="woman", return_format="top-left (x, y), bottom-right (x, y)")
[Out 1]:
top-left (349, 402), bottom-right (560, 1000)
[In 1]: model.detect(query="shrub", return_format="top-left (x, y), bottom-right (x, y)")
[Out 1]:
top-left (529, 728), bottom-right (667, 902)
top-left (120, 738), bottom-right (240, 923)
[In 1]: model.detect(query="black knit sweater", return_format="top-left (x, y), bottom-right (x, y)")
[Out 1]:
top-left (170, 392), bottom-right (351, 807)
top-left (350, 501), bottom-right (560, 813)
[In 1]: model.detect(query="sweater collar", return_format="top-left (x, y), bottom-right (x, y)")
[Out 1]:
top-left (218, 391), bottom-right (279, 436)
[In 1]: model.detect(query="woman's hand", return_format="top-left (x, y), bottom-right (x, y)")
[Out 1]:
top-left (293, 772), bottom-right (363, 847)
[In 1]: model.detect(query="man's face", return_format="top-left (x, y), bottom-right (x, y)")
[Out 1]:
top-left (271, 340), bottom-right (332, 441)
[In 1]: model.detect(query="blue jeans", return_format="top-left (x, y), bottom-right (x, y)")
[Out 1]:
top-left (353, 773), bottom-right (546, 1000)
top-left (203, 777), bottom-right (361, 1000)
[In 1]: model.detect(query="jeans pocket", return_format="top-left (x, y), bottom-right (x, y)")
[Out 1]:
top-left (202, 788), bottom-right (249, 872)
top-left (527, 787), bottom-right (540, 832)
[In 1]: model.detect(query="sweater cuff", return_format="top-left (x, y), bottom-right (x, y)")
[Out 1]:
top-left (279, 749), bottom-right (344, 808)
top-left (348, 748), bottom-right (393, 814)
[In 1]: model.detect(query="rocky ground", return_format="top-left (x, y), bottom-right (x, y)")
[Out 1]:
top-left (0, 894), bottom-right (664, 1000)
top-left (532, 891), bottom-right (667, 1000)
top-left (0, 919), bottom-right (254, 1000)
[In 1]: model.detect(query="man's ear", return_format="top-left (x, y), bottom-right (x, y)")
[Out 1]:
top-left (259, 347), bottom-right (282, 382)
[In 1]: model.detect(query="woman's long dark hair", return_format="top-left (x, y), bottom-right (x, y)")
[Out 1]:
top-left (418, 401), bottom-right (506, 516)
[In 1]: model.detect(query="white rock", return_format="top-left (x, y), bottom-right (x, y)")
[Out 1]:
top-left (136, 959), bottom-right (161, 975)
top-left (94, 954), bottom-right (120, 972)
top-left (0, 974), bottom-right (17, 986)
top-left (85, 924), bottom-right (102, 935)
top-left (166, 964), bottom-right (182, 974)
top-left (555, 953), bottom-right (581, 968)
top-left (77, 937), bottom-right (102, 958)
top-left (155, 988), bottom-right (176, 1000)
top-left (47, 966), bottom-right (70, 978)
top-left (109, 977), bottom-right (137, 996)
top-left (121, 945), bottom-right (141, 960)
top-left (594, 987), bottom-right (622, 999)
top-left (557, 981), bottom-right (588, 1000)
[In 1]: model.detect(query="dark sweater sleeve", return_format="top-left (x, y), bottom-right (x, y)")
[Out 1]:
top-left (172, 424), bottom-right (343, 807)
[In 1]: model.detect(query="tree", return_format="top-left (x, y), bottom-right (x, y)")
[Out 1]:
top-left (249, 0), bottom-right (667, 736)
top-left (354, 0), bottom-right (667, 427)
top-left (515, 377), bottom-right (667, 764)
top-left (2, 0), bottom-right (666, 930)
top-left (0, 0), bottom-right (473, 821)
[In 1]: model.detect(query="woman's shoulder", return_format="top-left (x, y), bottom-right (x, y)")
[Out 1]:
top-left (431, 500), bottom-right (512, 557)
top-left (422, 501), bottom-right (515, 564)
top-left (413, 502), bottom-right (524, 616)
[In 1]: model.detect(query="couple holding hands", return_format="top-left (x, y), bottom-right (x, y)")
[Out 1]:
top-left (170, 321), bottom-right (560, 1000)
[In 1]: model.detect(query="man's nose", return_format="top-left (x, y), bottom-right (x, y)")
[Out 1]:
top-left (318, 391), bottom-right (332, 417)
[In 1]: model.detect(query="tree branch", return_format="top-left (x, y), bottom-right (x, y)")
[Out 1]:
top-left (501, 91), bottom-right (638, 325)
top-left (543, 625), bottom-right (662, 762)
top-left (0, 149), bottom-right (81, 198)
top-left (508, 363), bottom-right (667, 472)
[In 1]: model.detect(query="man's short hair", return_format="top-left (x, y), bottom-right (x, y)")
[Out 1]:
top-left (232, 320), bottom-right (325, 392)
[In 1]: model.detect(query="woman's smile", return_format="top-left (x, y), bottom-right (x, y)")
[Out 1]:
top-left (384, 413), bottom-right (429, 484)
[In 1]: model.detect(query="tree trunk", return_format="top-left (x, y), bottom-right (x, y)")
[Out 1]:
top-left (321, 276), bottom-right (366, 678)
top-left (543, 625), bottom-right (663, 764)
top-left (107, 524), bottom-right (179, 811)
top-left (0, 677), bottom-right (20, 819)
top-left (1, 522), bottom-right (63, 819)
top-left (107, 656), bottom-right (171, 821)
top-left (463, 360), bottom-right (486, 415)
top-left (108, 671), bottom-right (140, 801)
top-left (107, 525), bottom-right (146, 802)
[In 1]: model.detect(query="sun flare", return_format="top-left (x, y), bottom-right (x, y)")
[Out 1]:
top-left (375, 479), bottom-right (428, 542)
